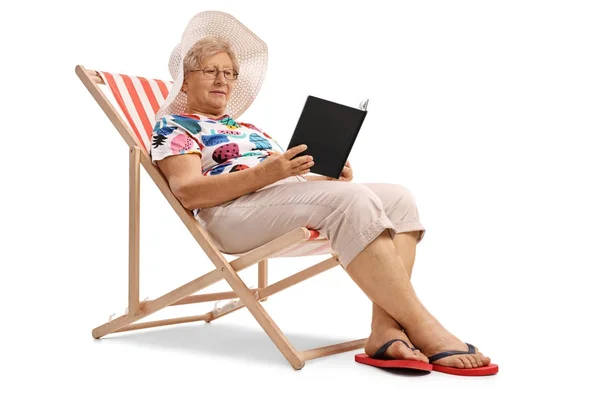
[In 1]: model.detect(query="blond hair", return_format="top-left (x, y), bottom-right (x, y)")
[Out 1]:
top-left (183, 37), bottom-right (239, 76)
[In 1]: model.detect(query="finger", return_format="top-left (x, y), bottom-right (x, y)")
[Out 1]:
top-left (292, 155), bottom-right (313, 168)
top-left (299, 161), bottom-right (315, 172)
top-left (285, 144), bottom-right (308, 159)
top-left (345, 160), bottom-right (351, 167)
top-left (341, 167), bottom-right (351, 178)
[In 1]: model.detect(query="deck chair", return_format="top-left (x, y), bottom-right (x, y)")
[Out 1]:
top-left (75, 65), bottom-right (366, 370)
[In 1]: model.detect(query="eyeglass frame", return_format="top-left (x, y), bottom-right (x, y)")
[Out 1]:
top-left (188, 66), bottom-right (239, 81)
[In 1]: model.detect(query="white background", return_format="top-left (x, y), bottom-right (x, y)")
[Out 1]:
top-left (2, 0), bottom-right (599, 398)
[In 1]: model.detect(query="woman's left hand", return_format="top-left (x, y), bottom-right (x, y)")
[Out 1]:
top-left (328, 160), bottom-right (353, 182)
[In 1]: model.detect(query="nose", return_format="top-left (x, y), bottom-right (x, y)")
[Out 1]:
top-left (214, 70), bottom-right (227, 84)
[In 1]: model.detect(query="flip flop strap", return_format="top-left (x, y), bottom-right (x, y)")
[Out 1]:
top-left (373, 339), bottom-right (415, 360)
top-left (428, 343), bottom-right (476, 363)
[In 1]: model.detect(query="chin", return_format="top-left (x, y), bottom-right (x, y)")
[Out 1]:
top-left (213, 104), bottom-right (228, 113)
top-left (210, 101), bottom-right (225, 109)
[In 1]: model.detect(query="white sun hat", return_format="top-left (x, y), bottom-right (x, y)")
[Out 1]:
top-left (155, 10), bottom-right (268, 121)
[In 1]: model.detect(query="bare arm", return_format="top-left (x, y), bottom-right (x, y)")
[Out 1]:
top-left (156, 154), bottom-right (270, 210)
top-left (156, 144), bottom-right (313, 210)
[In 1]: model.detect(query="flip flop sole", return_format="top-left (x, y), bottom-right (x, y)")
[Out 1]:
top-left (432, 363), bottom-right (499, 376)
top-left (355, 353), bottom-right (433, 371)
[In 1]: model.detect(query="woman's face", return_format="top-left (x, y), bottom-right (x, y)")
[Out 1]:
top-left (182, 51), bottom-right (236, 117)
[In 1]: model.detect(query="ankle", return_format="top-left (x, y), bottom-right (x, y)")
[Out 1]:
top-left (403, 318), bottom-right (449, 348)
top-left (371, 320), bottom-right (401, 333)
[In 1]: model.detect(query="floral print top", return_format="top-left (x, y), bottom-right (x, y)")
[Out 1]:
top-left (150, 113), bottom-right (305, 215)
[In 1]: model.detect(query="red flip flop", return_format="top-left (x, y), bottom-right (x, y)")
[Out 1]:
top-left (428, 343), bottom-right (499, 376)
top-left (355, 339), bottom-right (433, 372)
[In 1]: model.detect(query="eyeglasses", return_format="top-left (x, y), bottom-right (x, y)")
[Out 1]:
top-left (189, 66), bottom-right (239, 81)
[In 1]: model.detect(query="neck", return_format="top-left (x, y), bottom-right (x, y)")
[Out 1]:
top-left (185, 105), bottom-right (226, 119)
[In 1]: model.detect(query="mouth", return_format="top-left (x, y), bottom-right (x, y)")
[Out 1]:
top-left (210, 90), bottom-right (227, 95)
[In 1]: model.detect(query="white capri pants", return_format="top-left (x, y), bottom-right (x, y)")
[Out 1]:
top-left (197, 180), bottom-right (426, 269)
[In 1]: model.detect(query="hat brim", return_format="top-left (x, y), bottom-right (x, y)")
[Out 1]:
top-left (156, 11), bottom-right (268, 121)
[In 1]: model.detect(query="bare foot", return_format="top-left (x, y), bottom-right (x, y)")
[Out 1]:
top-left (365, 326), bottom-right (429, 363)
top-left (405, 321), bottom-right (492, 369)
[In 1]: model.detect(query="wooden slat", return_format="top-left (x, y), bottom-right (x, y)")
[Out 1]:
top-left (92, 269), bottom-right (222, 338)
top-left (258, 258), bottom-right (268, 301)
top-left (82, 68), bottom-right (104, 84)
top-left (128, 146), bottom-right (141, 316)
top-left (215, 255), bottom-right (305, 369)
top-left (301, 339), bottom-right (367, 361)
top-left (258, 256), bottom-right (339, 299)
top-left (114, 314), bottom-right (212, 333)
top-left (92, 227), bottom-right (312, 338)
top-left (210, 255), bottom-right (340, 321)
top-left (171, 289), bottom-right (259, 306)
top-left (230, 228), bottom-right (310, 268)
top-left (258, 259), bottom-right (268, 288)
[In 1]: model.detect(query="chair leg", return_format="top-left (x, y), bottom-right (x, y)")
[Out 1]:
top-left (258, 258), bottom-right (268, 302)
top-left (218, 261), bottom-right (305, 370)
top-left (128, 146), bottom-right (141, 316)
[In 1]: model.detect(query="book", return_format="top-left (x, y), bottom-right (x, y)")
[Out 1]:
top-left (287, 95), bottom-right (369, 179)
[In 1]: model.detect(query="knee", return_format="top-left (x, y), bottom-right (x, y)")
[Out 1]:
top-left (392, 184), bottom-right (417, 204)
top-left (389, 184), bottom-right (420, 220)
top-left (331, 184), bottom-right (385, 214)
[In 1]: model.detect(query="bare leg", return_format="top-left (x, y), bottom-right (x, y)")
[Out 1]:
top-left (347, 231), bottom-right (491, 369)
top-left (392, 231), bottom-right (419, 278)
top-left (372, 231), bottom-right (418, 334)
top-left (365, 293), bottom-right (428, 361)
top-left (364, 232), bottom-right (427, 361)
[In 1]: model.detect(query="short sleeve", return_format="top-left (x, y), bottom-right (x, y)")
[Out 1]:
top-left (150, 115), bottom-right (203, 166)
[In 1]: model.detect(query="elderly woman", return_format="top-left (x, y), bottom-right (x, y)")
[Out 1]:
top-left (151, 12), bottom-right (496, 375)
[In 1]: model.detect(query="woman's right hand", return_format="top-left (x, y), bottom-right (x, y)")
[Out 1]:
top-left (255, 144), bottom-right (314, 183)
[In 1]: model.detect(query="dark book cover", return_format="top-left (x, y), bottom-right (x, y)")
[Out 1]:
top-left (287, 95), bottom-right (368, 179)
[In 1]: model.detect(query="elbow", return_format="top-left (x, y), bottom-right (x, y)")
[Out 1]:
top-left (171, 179), bottom-right (196, 211)
top-left (177, 196), bottom-right (200, 211)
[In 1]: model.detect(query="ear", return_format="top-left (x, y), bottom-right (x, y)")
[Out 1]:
top-left (181, 79), bottom-right (188, 94)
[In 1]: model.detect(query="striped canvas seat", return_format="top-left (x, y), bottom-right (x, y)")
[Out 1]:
top-left (98, 71), bottom-right (332, 258)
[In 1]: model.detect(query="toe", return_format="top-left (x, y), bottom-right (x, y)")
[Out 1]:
top-left (413, 350), bottom-right (429, 363)
top-left (459, 355), bottom-right (472, 369)
top-left (472, 353), bottom-right (484, 367)
top-left (389, 342), bottom-right (418, 360)
top-left (477, 350), bottom-right (491, 366)
top-left (474, 346), bottom-right (491, 366)
top-left (466, 355), bottom-right (478, 368)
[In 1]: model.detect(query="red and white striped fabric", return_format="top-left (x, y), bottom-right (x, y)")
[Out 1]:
top-left (98, 70), bottom-right (332, 259)
top-left (99, 71), bottom-right (171, 152)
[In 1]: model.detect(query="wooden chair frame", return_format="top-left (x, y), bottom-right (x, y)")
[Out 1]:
top-left (75, 65), bottom-right (366, 370)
